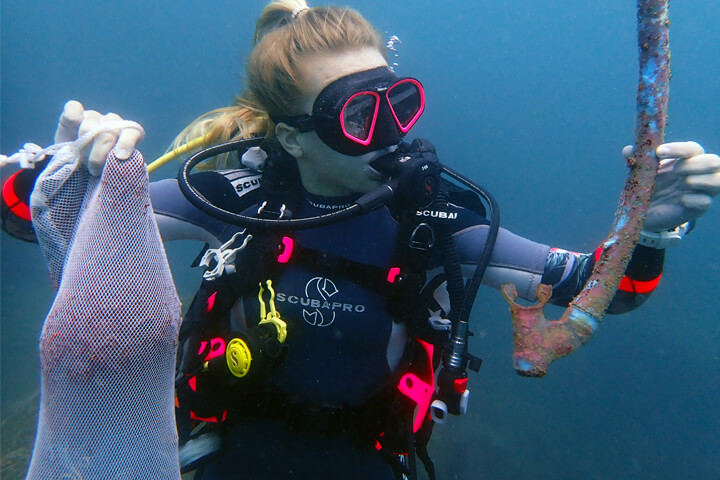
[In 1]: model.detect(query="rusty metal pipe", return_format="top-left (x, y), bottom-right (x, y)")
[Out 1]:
top-left (502, 0), bottom-right (671, 377)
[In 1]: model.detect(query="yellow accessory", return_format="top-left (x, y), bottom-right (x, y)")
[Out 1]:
top-left (258, 280), bottom-right (287, 343)
top-left (226, 338), bottom-right (253, 378)
top-left (146, 133), bottom-right (211, 174)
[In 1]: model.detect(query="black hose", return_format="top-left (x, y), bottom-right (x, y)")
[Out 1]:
top-left (177, 138), bottom-right (386, 230)
top-left (442, 165), bottom-right (500, 371)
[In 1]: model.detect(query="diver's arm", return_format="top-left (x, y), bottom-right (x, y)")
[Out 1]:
top-left (2, 163), bottom-right (245, 248)
top-left (150, 167), bottom-right (263, 246)
top-left (2, 100), bottom-right (243, 248)
top-left (450, 225), bottom-right (663, 313)
top-left (449, 225), bottom-right (550, 301)
top-left (423, 226), bottom-right (550, 317)
top-left (5, 101), bottom-right (144, 285)
top-left (149, 176), bottom-right (238, 248)
top-left (0, 165), bottom-right (219, 246)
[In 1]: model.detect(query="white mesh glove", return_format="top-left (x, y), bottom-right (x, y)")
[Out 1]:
top-left (55, 100), bottom-right (144, 176)
top-left (623, 141), bottom-right (720, 233)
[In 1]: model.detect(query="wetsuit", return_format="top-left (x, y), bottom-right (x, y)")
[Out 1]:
top-left (2, 161), bottom-right (664, 479)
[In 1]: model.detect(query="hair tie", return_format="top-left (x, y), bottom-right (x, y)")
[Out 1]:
top-left (291, 6), bottom-right (310, 19)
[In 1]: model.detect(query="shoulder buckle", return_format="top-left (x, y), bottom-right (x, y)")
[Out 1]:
top-left (409, 222), bottom-right (435, 250)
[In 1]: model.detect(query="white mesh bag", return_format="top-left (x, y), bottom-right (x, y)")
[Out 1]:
top-left (26, 135), bottom-right (182, 479)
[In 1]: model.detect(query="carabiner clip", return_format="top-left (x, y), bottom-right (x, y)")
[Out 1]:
top-left (257, 280), bottom-right (287, 343)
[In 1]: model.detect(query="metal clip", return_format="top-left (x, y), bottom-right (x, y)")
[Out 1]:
top-left (409, 223), bottom-right (435, 250)
top-left (200, 231), bottom-right (253, 280)
top-left (257, 201), bottom-right (287, 219)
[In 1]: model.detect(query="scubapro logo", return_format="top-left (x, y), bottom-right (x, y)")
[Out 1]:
top-left (274, 277), bottom-right (366, 327)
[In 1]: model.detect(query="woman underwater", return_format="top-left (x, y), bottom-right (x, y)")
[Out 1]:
top-left (3, 1), bottom-right (720, 479)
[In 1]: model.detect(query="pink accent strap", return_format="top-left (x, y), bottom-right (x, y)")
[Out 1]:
top-left (397, 339), bottom-right (436, 432)
top-left (204, 338), bottom-right (226, 362)
top-left (398, 373), bottom-right (434, 433)
top-left (387, 267), bottom-right (401, 283)
top-left (197, 337), bottom-right (226, 362)
top-left (206, 291), bottom-right (217, 312)
top-left (278, 236), bottom-right (294, 263)
top-left (190, 410), bottom-right (226, 423)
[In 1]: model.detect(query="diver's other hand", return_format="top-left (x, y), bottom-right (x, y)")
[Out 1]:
top-left (623, 141), bottom-right (720, 232)
top-left (54, 100), bottom-right (145, 176)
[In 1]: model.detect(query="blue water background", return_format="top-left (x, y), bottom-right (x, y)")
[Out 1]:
top-left (2, 1), bottom-right (719, 478)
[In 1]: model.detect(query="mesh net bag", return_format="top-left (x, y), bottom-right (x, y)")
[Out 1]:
top-left (27, 141), bottom-right (182, 479)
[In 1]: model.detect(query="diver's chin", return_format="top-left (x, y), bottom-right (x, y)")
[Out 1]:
top-left (362, 145), bottom-right (398, 181)
top-left (362, 145), bottom-right (398, 163)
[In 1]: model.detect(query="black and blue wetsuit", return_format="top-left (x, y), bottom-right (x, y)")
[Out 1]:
top-left (2, 162), bottom-right (664, 479)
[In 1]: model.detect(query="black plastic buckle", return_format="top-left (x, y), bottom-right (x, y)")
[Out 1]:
top-left (409, 223), bottom-right (435, 250)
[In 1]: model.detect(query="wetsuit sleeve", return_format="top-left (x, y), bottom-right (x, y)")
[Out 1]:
top-left (151, 175), bottom-right (235, 247)
top-left (432, 222), bottom-right (663, 316)
top-left (30, 150), bottom-right (257, 286)
top-left (453, 225), bottom-right (550, 299)
top-left (423, 225), bottom-right (550, 316)
top-left (150, 168), bottom-right (262, 246)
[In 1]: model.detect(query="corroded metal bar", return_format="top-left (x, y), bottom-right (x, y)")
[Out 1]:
top-left (503, 0), bottom-right (671, 377)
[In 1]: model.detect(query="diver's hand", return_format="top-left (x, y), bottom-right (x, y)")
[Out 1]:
top-left (55, 100), bottom-right (144, 176)
top-left (623, 141), bottom-right (720, 232)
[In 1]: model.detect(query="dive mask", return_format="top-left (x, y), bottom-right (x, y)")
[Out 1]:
top-left (275, 67), bottom-right (425, 156)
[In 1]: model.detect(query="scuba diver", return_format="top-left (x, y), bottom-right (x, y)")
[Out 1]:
top-left (3, 1), bottom-right (720, 479)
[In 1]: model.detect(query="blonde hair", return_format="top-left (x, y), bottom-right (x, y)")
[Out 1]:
top-left (171, 0), bottom-right (384, 169)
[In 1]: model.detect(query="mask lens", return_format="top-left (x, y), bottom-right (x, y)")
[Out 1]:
top-left (341, 92), bottom-right (380, 145)
top-left (387, 79), bottom-right (424, 132)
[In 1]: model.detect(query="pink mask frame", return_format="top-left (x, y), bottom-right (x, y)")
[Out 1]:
top-left (339, 78), bottom-right (426, 147)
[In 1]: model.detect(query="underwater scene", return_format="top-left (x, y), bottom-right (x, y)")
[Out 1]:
top-left (2, 0), bottom-right (719, 478)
